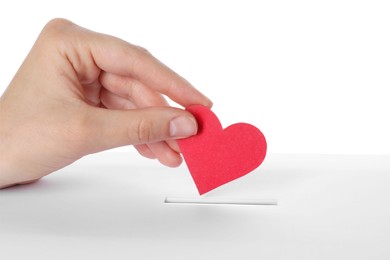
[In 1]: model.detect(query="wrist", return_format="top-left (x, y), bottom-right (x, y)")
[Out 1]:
top-left (0, 102), bottom-right (36, 188)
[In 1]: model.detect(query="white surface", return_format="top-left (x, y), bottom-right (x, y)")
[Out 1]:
top-left (1, 152), bottom-right (389, 259)
top-left (1, 0), bottom-right (390, 155)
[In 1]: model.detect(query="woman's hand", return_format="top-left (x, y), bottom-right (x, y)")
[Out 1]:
top-left (0, 18), bottom-right (212, 188)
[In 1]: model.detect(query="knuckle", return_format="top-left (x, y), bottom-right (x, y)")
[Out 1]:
top-left (44, 18), bottom-right (73, 30)
top-left (134, 119), bottom-right (155, 144)
top-left (134, 45), bottom-right (151, 55)
top-left (41, 18), bottom-right (73, 40)
top-left (38, 18), bottom-right (77, 51)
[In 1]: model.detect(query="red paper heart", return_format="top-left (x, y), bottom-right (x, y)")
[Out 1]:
top-left (178, 105), bottom-right (267, 195)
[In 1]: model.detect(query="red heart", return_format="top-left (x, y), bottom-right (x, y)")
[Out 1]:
top-left (178, 105), bottom-right (267, 195)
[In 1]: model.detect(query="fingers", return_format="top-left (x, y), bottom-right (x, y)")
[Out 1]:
top-left (100, 73), bottom-right (183, 163)
top-left (142, 141), bottom-right (183, 167)
top-left (133, 142), bottom-right (181, 163)
top-left (84, 106), bottom-right (197, 155)
top-left (87, 32), bottom-right (212, 108)
top-left (134, 144), bottom-right (156, 159)
top-left (166, 140), bottom-right (181, 153)
top-left (99, 86), bottom-right (183, 166)
top-left (133, 142), bottom-right (182, 167)
top-left (100, 88), bottom-right (137, 110)
top-left (99, 72), bottom-right (168, 107)
top-left (41, 19), bottom-right (211, 108)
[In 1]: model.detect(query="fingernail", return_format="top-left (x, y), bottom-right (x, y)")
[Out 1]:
top-left (169, 116), bottom-right (197, 138)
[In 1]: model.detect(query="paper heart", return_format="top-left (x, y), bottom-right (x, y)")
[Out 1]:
top-left (178, 105), bottom-right (267, 195)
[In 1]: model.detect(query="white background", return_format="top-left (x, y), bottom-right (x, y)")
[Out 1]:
top-left (1, 0), bottom-right (389, 155)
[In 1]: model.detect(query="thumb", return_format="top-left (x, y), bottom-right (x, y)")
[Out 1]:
top-left (83, 106), bottom-right (197, 153)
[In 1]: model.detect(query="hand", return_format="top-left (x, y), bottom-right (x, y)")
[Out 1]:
top-left (0, 18), bottom-right (212, 189)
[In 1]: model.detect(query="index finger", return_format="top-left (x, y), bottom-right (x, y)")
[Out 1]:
top-left (89, 32), bottom-right (213, 108)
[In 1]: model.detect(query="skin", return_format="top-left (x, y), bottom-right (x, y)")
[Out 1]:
top-left (0, 18), bottom-right (212, 189)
